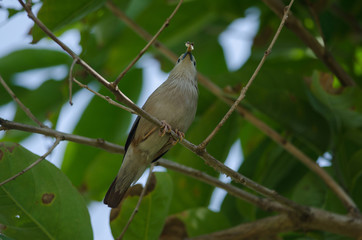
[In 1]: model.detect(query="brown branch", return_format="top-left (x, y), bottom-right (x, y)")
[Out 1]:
top-left (191, 214), bottom-right (294, 240)
top-left (156, 159), bottom-right (289, 214)
top-left (0, 138), bottom-right (61, 186)
top-left (0, 75), bottom-right (46, 128)
top-left (198, 0), bottom-right (295, 149)
top-left (191, 208), bottom-right (362, 240)
top-left (261, 0), bottom-right (356, 87)
top-left (117, 164), bottom-right (155, 240)
top-left (0, 118), bottom-right (124, 154)
top-left (68, 58), bottom-right (78, 106)
top-left (106, 2), bottom-right (359, 215)
top-left (109, 0), bottom-right (184, 87)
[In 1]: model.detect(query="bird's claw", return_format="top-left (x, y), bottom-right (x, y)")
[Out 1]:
top-left (172, 129), bottom-right (185, 145)
top-left (159, 120), bottom-right (172, 137)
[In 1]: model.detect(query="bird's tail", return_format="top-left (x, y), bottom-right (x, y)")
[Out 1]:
top-left (103, 159), bottom-right (148, 208)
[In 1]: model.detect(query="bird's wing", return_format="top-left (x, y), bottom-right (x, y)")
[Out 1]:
top-left (151, 138), bottom-right (173, 163)
top-left (124, 116), bottom-right (140, 153)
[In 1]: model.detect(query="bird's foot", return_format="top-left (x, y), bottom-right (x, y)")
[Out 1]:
top-left (159, 120), bottom-right (172, 137)
top-left (172, 129), bottom-right (185, 145)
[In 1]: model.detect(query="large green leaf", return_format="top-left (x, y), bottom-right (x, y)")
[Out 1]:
top-left (31, 0), bottom-right (106, 43)
top-left (0, 49), bottom-right (71, 80)
top-left (292, 171), bottom-right (326, 208)
top-left (0, 142), bottom-right (92, 240)
top-left (110, 172), bottom-right (173, 240)
top-left (309, 72), bottom-right (362, 130)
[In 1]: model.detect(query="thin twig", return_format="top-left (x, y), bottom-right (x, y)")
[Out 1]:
top-left (72, 78), bottom-right (135, 114)
top-left (198, 0), bottom-right (295, 149)
top-left (0, 118), bottom-right (124, 154)
top-left (68, 58), bottom-right (78, 105)
top-left (117, 164), bottom-right (155, 240)
top-left (107, 1), bottom-right (359, 215)
top-left (0, 138), bottom-right (61, 186)
top-left (157, 159), bottom-right (289, 214)
top-left (0, 75), bottom-right (46, 128)
top-left (110, 0), bottom-right (184, 87)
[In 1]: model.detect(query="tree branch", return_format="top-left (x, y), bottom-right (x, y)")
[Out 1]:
top-left (156, 159), bottom-right (289, 214)
top-left (0, 118), bottom-right (124, 154)
top-left (191, 208), bottom-right (362, 240)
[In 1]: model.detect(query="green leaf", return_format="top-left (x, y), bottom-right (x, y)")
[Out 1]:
top-left (292, 171), bottom-right (326, 207)
top-left (13, 80), bottom-right (65, 124)
top-left (175, 207), bottom-right (231, 237)
top-left (0, 49), bottom-right (71, 80)
top-left (31, 0), bottom-right (106, 43)
top-left (0, 233), bottom-right (15, 240)
top-left (110, 172), bottom-right (173, 240)
top-left (0, 142), bottom-right (92, 240)
top-left (309, 72), bottom-right (362, 129)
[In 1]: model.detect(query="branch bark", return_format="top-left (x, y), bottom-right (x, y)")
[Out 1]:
top-left (191, 208), bottom-right (362, 240)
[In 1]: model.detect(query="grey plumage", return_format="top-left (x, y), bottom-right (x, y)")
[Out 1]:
top-left (104, 47), bottom-right (198, 208)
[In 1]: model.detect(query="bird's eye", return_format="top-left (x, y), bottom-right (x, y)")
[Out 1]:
top-left (177, 58), bottom-right (181, 63)
top-left (193, 61), bottom-right (196, 66)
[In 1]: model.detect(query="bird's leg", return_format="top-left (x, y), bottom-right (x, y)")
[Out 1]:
top-left (171, 129), bottom-right (185, 145)
top-left (142, 126), bottom-right (157, 140)
top-left (159, 120), bottom-right (172, 137)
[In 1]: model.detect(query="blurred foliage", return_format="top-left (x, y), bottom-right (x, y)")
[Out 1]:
top-left (0, 0), bottom-right (361, 239)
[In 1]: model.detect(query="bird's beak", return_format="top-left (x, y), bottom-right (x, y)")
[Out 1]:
top-left (182, 51), bottom-right (192, 60)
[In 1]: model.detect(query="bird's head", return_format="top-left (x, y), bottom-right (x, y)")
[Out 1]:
top-left (171, 42), bottom-right (197, 80)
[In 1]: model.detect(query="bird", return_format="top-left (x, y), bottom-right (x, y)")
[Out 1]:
top-left (104, 42), bottom-right (198, 208)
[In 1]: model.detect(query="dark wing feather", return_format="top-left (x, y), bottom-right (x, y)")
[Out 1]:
top-left (151, 139), bottom-right (173, 163)
top-left (124, 116), bottom-right (140, 154)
